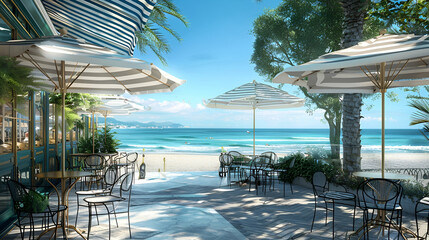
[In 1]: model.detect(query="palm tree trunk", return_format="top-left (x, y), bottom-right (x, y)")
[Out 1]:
top-left (341, 0), bottom-right (367, 174)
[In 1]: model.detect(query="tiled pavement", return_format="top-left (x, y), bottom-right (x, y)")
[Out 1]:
top-left (4, 171), bottom-right (424, 239)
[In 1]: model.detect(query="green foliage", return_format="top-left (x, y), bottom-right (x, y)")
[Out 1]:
top-left (77, 127), bottom-right (120, 153)
top-left (22, 190), bottom-right (49, 213)
top-left (0, 57), bottom-right (37, 104)
top-left (407, 86), bottom-right (429, 140)
top-left (402, 181), bottom-right (429, 200)
top-left (277, 151), bottom-right (339, 183)
top-left (98, 127), bottom-right (120, 153)
top-left (251, 0), bottom-right (345, 159)
top-left (77, 135), bottom-right (99, 154)
top-left (49, 93), bottom-right (101, 131)
top-left (369, 0), bottom-right (429, 34)
top-left (136, 0), bottom-right (188, 65)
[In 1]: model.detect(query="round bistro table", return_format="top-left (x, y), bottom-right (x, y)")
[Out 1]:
top-left (36, 170), bottom-right (91, 239)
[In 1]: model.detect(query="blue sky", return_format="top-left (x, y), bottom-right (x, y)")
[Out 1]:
top-left (117, 0), bottom-right (419, 129)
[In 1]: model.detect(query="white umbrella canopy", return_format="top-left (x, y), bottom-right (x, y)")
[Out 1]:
top-left (205, 80), bottom-right (305, 155)
top-left (0, 36), bottom-right (185, 95)
top-left (0, 36), bottom-right (184, 174)
top-left (273, 34), bottom-right (429, 177)
top-left (78, 95), bottom-right (150, 153)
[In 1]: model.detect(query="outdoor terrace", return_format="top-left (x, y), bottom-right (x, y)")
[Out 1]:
top-left (4, 171), bottom-right (422, 239)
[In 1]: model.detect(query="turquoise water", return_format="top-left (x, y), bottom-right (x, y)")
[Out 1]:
top-left (115, 128), bottom-right (429, 155)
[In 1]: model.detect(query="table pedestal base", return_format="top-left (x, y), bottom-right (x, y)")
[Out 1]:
top-left (37, 225), bottom-right (86, 240)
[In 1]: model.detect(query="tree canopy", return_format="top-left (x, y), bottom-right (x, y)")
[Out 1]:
top-left (0, 57), bottom-right (37, 104)
top-left (136, 0), bottom-right (188, 65)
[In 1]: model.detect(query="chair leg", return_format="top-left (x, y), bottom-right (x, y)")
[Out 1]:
top-left (75, 195), bottom-right (80, 227)
top-left (112, 202), bottom-right (119, 227)
top-left (87, 204), bottom-right (92, 240)
top-left (128, 202), bottom-right (132, 238)
top-left (415, 204), bottom-right (420, 238)
top-left (352, 201), bottom-right (356, 231)
top-left (103, 204), bottom-right (111, 240)
top-left (311, 198), bottom-right (317, 232)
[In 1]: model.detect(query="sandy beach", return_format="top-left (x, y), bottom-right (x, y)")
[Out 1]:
top-left (138, 152), bottom-right (428, 172)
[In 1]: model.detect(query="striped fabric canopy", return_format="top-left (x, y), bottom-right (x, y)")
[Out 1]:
top-left (0, 36), bottom-right (185, 95)
top-left (205, 81), bottom-right (304, 155)
top-left (92, 95), bottom-right (150, 116)
top-left (42, 0), bottom-right (155, 55)
top-left (205, 80), bottom-right (305, 110)
top-left (273, 34), bottom-right (429, 93)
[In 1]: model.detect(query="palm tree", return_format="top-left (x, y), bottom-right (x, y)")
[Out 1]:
top-left (340, 0), bottom-right (368, 174)
top-left (0, 57), bottom-right (37, 104)
top-left (136, 0), bottom-right (188, 65)
top-left (409, 86), bottom-right (429, 140)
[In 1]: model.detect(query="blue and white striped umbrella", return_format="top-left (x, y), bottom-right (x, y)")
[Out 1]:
top-left (0, 36), bottom-right (184, 174)
top-left (273, 34), bottom-right (429, 177)
top-left (205, 81), bottom-right (305, 155)
top-left (42, 0), bottom-right (156, 56)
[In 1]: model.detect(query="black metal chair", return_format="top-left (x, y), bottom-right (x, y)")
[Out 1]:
top-left (84, 173), bottom-right (134, 240)
top-left (228, 151), bottom-right (245, 179)
top-left (415, 197), bottom-right (429, 239)
top-left (248, 155), bottom-right (270, 195)
top-left (7, 179), bottom-right (67, 239)
top-left (259, 151), bottom-right (278, 195)
top-left (126, 152), bottom-right (138, 183)
top-left (357, 178), bottom-right (403, 240)
top-left (274, 157), bottom-right (296, 197)
top-left (219, 153), bottom-right (234, 187)
top-left (75, 165), bottom-right (118, 228)
top-left (83, 154), bottom-right (107, 190)
top-left (311, 171), bottom-right (356, 239)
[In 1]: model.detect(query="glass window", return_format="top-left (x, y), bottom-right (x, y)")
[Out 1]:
top-left (16, 95), bottom-right (30, 151)
top-left (35, 93), bottom-right (44, 147)
top-left (49, 104), bottom-right (55, 144)
top-left (0, 103), bottom-right (12, 154)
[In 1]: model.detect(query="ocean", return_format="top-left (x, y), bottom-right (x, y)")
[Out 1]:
top-left (115, 128), bottom-right (429, 155)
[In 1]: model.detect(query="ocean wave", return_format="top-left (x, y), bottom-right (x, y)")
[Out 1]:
top-left (215, 138), bottom-right (329, 142)
top-left (118, 143), bottom-right (429, 155)
top-left (361, 145), bottom-right (429, 152)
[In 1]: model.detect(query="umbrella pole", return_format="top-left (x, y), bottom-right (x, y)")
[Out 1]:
top-left (380, 62), bottom-right (386, 179)
top-left (92, 111), bottom-right (95, 153)
top-left (253, 107), bottom-right (256, 156)
top-left (61, 61), bottom-right (66, 175)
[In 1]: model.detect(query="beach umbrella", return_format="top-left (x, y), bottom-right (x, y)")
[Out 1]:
top-left (205, 80), bottom-right (305, 155)
top-left (0, 36), bottom-right (185, 174)
top-left (80, 95), bottom-right (150, 153)
top-left (273, 34), bottom-right (429, 178)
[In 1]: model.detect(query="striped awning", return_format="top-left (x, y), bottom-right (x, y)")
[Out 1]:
top-left (205, 81), bottom-right (305, 110)
top-left (273, 34), bottom-right (429, 93)
top-left (0, 36), bottom-right (185, 95)
top-left (79, 95), bottom-right (150, 116)
top-left (41, 0), bottom-right (156, 56)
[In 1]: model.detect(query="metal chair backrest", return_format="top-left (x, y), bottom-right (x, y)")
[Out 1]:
top-left (312, 171), bottom-right (328, 197)
top-left (103, 165), bottom-right (118, 187)
top-left (228, 151), bottom-right (246, 165)
top-left (84, 154), bottom-right (105, 169)
top-left (260, 151), bottom-right (278, 165)
top-left (219, 153), bottom-right (234, 166)
top-left (7, 179), bottom-right (27, 210)
top-left (120, 173), bottom-right (134, 198)
top-left (251, 155), bottom-right (270, 171)
top-left (126, 152), bottom-right (138, 164)
top-left (358, 178), bottom-right (402, 211)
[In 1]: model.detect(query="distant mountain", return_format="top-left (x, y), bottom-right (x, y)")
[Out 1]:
top-left (105, 118), bottom-right (184, 129)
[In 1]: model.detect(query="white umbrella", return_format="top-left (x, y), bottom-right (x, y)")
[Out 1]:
top-left (273, 34), bottom-right (429, 177)
top-left (0, 36), bottom-right (185, 174)
top-left (205, 80), bottom-right (305, 155)
top-left (78, 95), bottom-right (150, 153)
